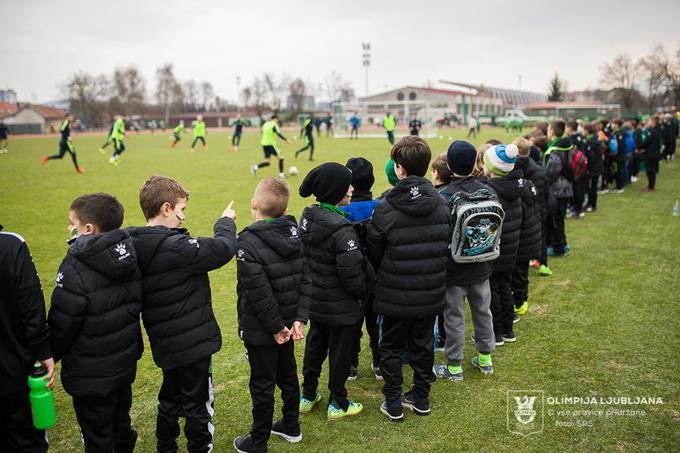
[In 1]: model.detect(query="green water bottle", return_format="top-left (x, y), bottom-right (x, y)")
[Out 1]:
top-left (28, 362), bottom-right (56, 429)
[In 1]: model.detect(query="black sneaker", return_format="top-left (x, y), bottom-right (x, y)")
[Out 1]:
top-left (372, 363), bottom-right (383, 381)
top-left (270, 420), bottom-right (302, 443)
top-left (233, 435), bottom-right (256, 453)
top-left (347, 365), bottom-right (358, 381)
top-left (401, 390), bottom-right (430, 416)
top-left (380, 399), bottom-right (404, 422)
top-left (503, 332), bottom-right (517, 343)
top-left (513, 314), bottom-right (520, 324)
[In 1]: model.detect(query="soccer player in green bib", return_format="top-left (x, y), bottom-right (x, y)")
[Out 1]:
top-left (384, 112), bottom-right (396, 145)
top-left (108, 115), bottom-right (126, 165)
top-left (251, 114), bottom-right (290, 178)
top-left (171, 120), bottom-right (185, 148)
top-left (295, 115), bottom-right (315, 161)
top-left (190, 115), bottom-right (207, 152)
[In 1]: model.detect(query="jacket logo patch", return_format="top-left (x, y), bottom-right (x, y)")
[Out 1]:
top-left (55, 271), bottom-right (64, 288)
top-left (300, 218), bottom-right (308, 230)
top-left (410, 186), bottom-right (421, 199)
top-left (346, 239), bottom-right (358, 252)
top-left (114, 242), bottom-right (131, 260)
top-left (188, 238), bottom-right (199, 248)
top-left (290, 226), bottom-right (299, 238)
top-left (531, 185), bottom-right (537, 196)
top-left (236, 249), bottom-right (246, 261)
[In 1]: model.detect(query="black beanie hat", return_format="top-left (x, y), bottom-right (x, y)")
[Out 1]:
top-left (345, 157), bottom-right (375, 192)
top-left (299, 162), bottom-right (353, 205)
top-left (446, 140), bottom-right (477, 176)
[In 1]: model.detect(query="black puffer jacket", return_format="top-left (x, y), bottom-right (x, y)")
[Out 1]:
top-left (638, 126), bottom-right (662, 159)
top-left (439, 176), bottom-right (493, 286)
top-left (127, 217), bottom-right (237, 370)
top-left (514, 174), bottom-right (542, 262)
top-left (486, 169), bottom-right (524, 272)
top-left (48, 230), bottom-right (142, 398)
top-left (518, 156), bottom-right (549, 217)
top-left (299, 205), bottom-right (366, 326)
top-left (0, 230), bottom-right (51, 395)
top-left (367, 176), bottom-right (450, 317)
top-left (583, 135), bottom-right (603, 177)
top-left (236, 216), bottom-right (311, 346)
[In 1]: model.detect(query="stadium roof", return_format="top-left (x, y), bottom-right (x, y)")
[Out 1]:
top-left (527, 101), bottom-right (606, 109)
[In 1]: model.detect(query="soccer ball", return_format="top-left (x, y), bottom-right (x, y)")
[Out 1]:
top-left (289, 166), bottom-right (298, 176)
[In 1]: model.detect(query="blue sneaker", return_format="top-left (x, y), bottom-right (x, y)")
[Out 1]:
top-left (547, 246), bottom-right (555, 256)
top-left (433, 364), bottom-right (463, 381)
top-left (472, 356), bottom-right (494, 375)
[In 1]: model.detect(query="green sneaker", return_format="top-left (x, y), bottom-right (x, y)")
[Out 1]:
top-left (299, 392), bottom-right (321, 414)
top-left (514, 301), bottom-right (528, 315)
top-left (539, 265), bottom-right (553, 276)
top-left (327, 400), bottom-right (363, 420)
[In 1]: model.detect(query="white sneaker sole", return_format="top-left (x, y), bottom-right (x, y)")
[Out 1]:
top-left (347, 375), bottom-right (357, 381)
top-left (380, 405), bottom-right (404, 422)
top-left (401, 401), bottom-right (430, 416)
top-left (271, 429), bottom-right (302, 443)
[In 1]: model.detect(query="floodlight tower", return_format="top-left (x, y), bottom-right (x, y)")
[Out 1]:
top-left (236, 76), bottom-right (241, 112)
top-left (362, 42), bottom-right (371, 97)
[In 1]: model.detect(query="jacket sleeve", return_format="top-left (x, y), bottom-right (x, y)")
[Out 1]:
top-left (236, 243), bottom-right (285, 333)
top-left (366, 204), bottom-right (388, 270)
top-left (295, 257), bottom-right (312, 323)
top-left (48, 261), bottom-right (88, 362)
top-left (546, 152), bottom-right (563, 182)
top-left (14, 242), bottom-right (51, 361)
top-left (333, 226), bottom-right (366, 301)
top-left (177, 217), bottom-right (238, 274)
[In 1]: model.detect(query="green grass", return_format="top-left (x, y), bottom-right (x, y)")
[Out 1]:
top-left (2, 127), bottom-right (679, 452)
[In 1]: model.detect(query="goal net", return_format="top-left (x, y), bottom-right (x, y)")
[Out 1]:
top-left (332, 100), bottom-right (437, 139)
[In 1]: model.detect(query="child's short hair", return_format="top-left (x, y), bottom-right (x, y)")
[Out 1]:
top-left (139, 176), bottom-right (190, 220)
top-left (431, 152), bottom-right (453, 184)
top-left (567, 120), bottom-right (579, 132)
top-left (612, 118), bottom-right (624, 127)
top-left (70, 193), bottom-right (124, 232)
top-left (255, 178), bottom-right (289, 218)
top-left (584, 122), bottom-right (597, 135)
top-left (513, 137), bottom-right (531, 157)
top-left (532, 135), bottom-right (549, 152)
top-left (534, 120), bottom-right (549, 135)
top-left (550, 119), bottom-right (566, 137)
top-left (390, 136), bottom-right (431, 177)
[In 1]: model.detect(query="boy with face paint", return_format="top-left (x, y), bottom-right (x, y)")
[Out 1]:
top-left (127, 176), bottom-right (237, 453)
top-left (48, 192), bottom-right (142, 452)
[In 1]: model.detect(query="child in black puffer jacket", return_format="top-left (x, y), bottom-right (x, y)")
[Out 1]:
top-left (298, 162), bottom-right (367, 421)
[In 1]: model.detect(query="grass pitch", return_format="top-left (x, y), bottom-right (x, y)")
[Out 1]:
top-left (1, 127), bottom-right (679, 452)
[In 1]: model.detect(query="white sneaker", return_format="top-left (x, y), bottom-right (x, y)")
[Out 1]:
top-left (631, 176), bottom-right (639, 183)
top-left (251, 164), bottom-right (258, 176)
top-left (613, 189), bottom-right (624, 194)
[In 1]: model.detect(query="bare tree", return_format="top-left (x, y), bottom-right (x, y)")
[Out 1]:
top-left (200, 81), bottom-right (214, 111)
top-left (288, 78), bottom-right (307, 112)
top-left (112, 65), bottom-right (146, 115)
top-left (324, 70), bottom-right (351, 103)
top-left (61, 71), bottom-right (109, 126)
top-left (183, 80), bottom-right (199, 111)
top-left (155, 63), bottom-right (182, 126)
top-left (241, 87), bottom-right (252, 108)
top-left (638, 44), bottom-right (671, 111)
top-left (600, 54), bottom-right (642, 112)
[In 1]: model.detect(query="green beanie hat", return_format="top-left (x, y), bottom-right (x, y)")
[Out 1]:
top-left (385, 158), bottom-right (399, 186)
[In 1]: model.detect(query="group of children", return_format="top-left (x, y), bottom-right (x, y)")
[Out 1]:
top-left (3, 113), bottom-right (676, 453)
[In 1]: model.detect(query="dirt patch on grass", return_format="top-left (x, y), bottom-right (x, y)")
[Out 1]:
top-left (555, 279), bottom-right (573, 287)
top-left (529, 304), bottom-right (547, 316)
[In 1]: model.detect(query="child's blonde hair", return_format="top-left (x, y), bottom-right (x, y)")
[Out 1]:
top-left (472, 144), bottom-right (492, 178)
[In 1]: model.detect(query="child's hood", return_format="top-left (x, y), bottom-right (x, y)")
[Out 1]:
top-left (240, 215), bottom-right (301, 257)
top-left (126, 225), bottom-right (187, 271)
top-left (384, 175), bottom-right (442, 216)
top-left (299, 205), bottom-right (349, 245)
top-left (69, 229), bottom-right (138, 280)
top-left (487, 168), bottom-right (525, 202)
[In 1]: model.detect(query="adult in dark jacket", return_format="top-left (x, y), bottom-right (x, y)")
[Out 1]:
top-left (127, 175), bottom-right (237, 453)
top-left (0, 227), bottom-right (53, 453)
top-left (298, 162), bottom-right (367, 418)
top-left (49, 193), bottom-right (142, 453)
top-left (583, 123), bottom-right (603, 211)
top-left (366, 136), bottom-right (450, 421)
top-left (637, 116), bottom-right (663, 191)
top-left (483, 144), bottom-right (523, 343)
top-left (234, 178), bottom-right (312, 452)
top-left (662, 113), bottom-right (678, 162)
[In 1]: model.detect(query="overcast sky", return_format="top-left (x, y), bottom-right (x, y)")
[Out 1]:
top-left (4, 0), bottom-right (680, 103)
